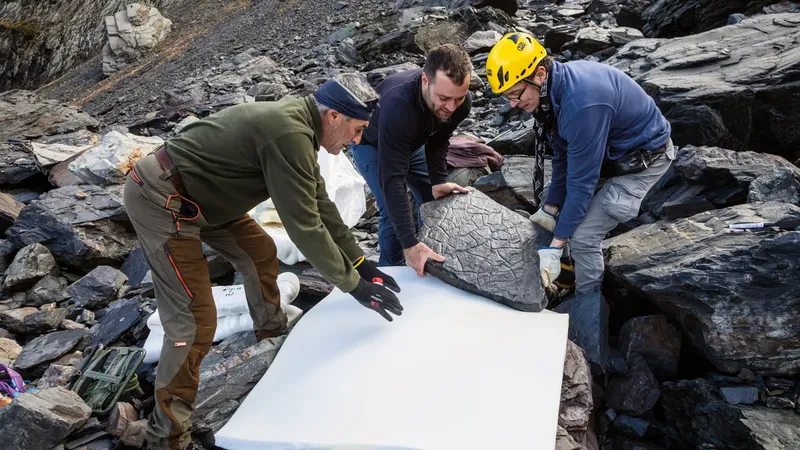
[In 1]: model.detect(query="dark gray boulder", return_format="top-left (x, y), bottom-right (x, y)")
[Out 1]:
top-left (6, 185), bottom-right (138, 272)
top-left (474, 156), bottom-right (552, 213)
top-left (13, 329), bottom-right (88, 377)
top-left (748, 167), bottom-right (800, 205)
top-left (418, 188), bottom-right (550, 312)
top-left (0, 387), bottom-right (91, 450)
top-left (604, 202), bottom-right (800, 375)
top-left (619, 315), bottom-right (682, 378)
top-left (66, 265), bottom-right (127, 309)
top-left (640, 0), bottom-right (784, 38)
top-left (661, 378), bottom-right (800, 449)
top-left (608, 14), bottom-right (800, 163)
top-left (90, 298), bottom-right (142, 347)
top-left (193, 334), bottom-right (285, 433)
top-left (486, 119), bottom-right (535, 156)
top-left (605, 354), bottom-right (661, 416)
top-left (640, 146), bottom-right (800, 220)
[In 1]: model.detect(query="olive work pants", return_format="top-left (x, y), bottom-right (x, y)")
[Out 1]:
top-left (123, 152), bottom-right (287, 450)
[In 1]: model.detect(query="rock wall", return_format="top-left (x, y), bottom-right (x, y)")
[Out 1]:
top-left (0, 0), bottom-right (180, 91)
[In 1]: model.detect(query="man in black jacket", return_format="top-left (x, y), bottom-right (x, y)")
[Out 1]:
top-left (351, 44), bottom-right (473, 275)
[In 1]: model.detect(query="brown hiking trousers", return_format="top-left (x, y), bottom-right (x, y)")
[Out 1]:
top-left (123, 152), bottom-right (287, 450)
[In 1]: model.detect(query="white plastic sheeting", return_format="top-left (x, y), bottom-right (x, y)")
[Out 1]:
top-left (248, 148), bottom-right (367, 265)
top-left (142, 273), bottom-right (303, 364)
top-left (214, 266), bottom-right (570, 450)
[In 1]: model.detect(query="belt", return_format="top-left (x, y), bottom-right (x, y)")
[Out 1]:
top-left (154, 145), bottom-right (188, 196)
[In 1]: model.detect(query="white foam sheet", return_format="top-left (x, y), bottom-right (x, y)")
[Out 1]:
top-left (214, 267), bottom-right (570, 450)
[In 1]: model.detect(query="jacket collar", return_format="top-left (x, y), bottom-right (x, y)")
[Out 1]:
top-left (304, 95), bottom-right (324, 150)
top-left (548, 60), bottom-right (564, 115)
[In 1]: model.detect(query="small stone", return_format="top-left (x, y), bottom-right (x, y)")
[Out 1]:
top-left (738, 368), bottom-right (756, 382)
top-left (23, 308), bottom-right (68, 334)
top-left (0, 307), bottom-right (39, 334)
top-left (37, 364), bottom-right (78, 389)
top-left (728, 13), bottom-right (746, 24)
top-left (765, 397), bottom-right (795, 409)
top-left (66, 266), bottom-right (128, 309)
top-left (3, 243), bottom-right (58, 292)
top-left (61, 319), bottom-right (85, 330)
top-left (720, 387), bottom-right (759, 405)
top-left (612, 414), bottom-right (650, 438)
top-left (606, 354), bottom-right (660, 416)
top-left (74, 190), bottom-right (88, 199)
top-left (0, 337), bottom-right (22, 365)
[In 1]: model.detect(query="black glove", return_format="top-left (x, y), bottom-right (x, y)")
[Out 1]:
top-left (349, 278), bottom-right (403, 322)
top-left (353, 257), bottom-right (401, 293)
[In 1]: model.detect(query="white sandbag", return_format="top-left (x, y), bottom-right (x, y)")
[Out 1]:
top-left (143, 274), bottom-right (303, 364)
top-left (248, 148), bottom-right (366, 265)
top-left (214, 266), bottom-right (570, 450)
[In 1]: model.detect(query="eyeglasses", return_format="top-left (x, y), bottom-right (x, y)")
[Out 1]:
top-left (504, 84), bottom-right (527, 102)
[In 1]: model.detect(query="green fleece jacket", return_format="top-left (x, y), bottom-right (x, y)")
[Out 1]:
top-left (165, 95), bottom-right (363, 293)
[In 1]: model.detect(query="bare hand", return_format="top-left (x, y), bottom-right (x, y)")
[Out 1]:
top-left (432, 182), bottom-right (469, 199)
top-left (403, 242), bottom-right (445, 276)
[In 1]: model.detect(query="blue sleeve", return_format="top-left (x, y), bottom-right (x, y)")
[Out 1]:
top-left (379, 99), bottom-right (421, 249)
top-left (544, 134), bottom-right (567, 207)
top-left (553, 105), bottom-right (614, 240)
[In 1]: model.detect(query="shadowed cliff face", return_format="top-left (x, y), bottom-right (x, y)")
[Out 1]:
top-left (0, 0), bottom-right (180, 91)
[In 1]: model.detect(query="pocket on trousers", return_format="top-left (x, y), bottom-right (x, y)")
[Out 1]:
top-left (601, 180), bottom-right (645, 223)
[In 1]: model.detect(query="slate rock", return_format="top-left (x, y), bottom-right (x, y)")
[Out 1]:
top-left (474, 156), bottom-right (552, 213)
top-left (418, 188), bottom-right (549, 312)
top-left (0, 307), bottom-right (39, 335)
top-left (619, 315), bottom-right (682, 378)
top-left (3, 243), bottom-right (58, 292)
top-left (486, 120), bottom-right (535, 155)
top-left (0, 191), bottom-right (23, 234)
top-left (0, 387), bottom-right (91, 450)
top-left (6, 185), bottom-right (138, 272)
top-left (26, 274), bottom-right (70, 307)
top-left (661, 378), bottom-right (800, 449)
top-left (641, 145), bottom-right (800, 220)
top-left (0, 337), bottom-right (22, 365)
top-left (545, 24), bottom-right (580, 51)
top-left (90, 298), bottom-right (141, 347)
top-left (365, 62), bottom-right (420, 85)
top-left (604, 202), bottom-right (800, 375)
top-left (68, 130), bottom-right (162, 186)
top-left (554, 289), bottom-right (610, 374)
top-left (193, 335), bottom-right (285, 433)
top-left (0, 143), bottom-right (42, 185)
top-left (606, 354), bottom-right (661, 416)
top-left (611, 415), bottom-right (650, 438)
top-left (0, 90), bottom-right (100, 142)
top-left (38, 364), bottom-right (79, 389)
top-left (13, 329), bottom-right (88, 377)
top-left (23, 308), bottom-right (68, 334)
top-left (748, 167), bottom-right (800, 205)
top-left (120, 247), bottom-right (150, 289)
top-left (720, 386), bottom-right (759, 405)
top-left (608, 14), bottom-right (800, 162)
top-left (67, 266), bottom-right (127, 309)
top-left (640, 0), bottom-right (781, 38)
top-left (608, 348), bottom-right (630, 375)
top-left (463, 30), bottom-right (502, 54)
top-left (765, 396), bottom-right (795, 409)
top-left (559, 340), bottom-right (594, 446)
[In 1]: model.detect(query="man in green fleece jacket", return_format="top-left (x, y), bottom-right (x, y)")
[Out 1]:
top-left (123, 73), bottom-right (403, 450)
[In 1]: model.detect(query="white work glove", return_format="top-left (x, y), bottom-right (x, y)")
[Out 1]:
top-left (538, 247), bottom-right (563, 290)
top-left (530, 208), bottom-right (557, 233)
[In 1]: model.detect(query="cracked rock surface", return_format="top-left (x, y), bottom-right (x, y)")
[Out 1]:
top-left (418, 187), bottom-right (549, 312)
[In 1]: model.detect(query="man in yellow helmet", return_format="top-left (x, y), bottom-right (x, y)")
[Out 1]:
top-left (485, 32), bottom-right (676, 294)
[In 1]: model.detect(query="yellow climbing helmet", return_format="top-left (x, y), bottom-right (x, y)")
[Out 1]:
top-left (486, 32), bottom-right (547, 94)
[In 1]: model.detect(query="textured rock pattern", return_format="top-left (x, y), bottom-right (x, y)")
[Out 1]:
top-left (559, 340), bottom-right (594, 447)
top-left (69, 131), bottom-right (162, 186)
top-left (0, 0), bottom-right (180, 90)
top-left (0, 90), bottom-right (100, 142)
top-left (418, 188), bottom-right (549, 312)
top-left (6, 185), bottom-right (137, 271)
top-left (3, 243), bottom-right (58, 292)
top-left (661, 378), bottom-right (800, 449)
top-left (102, 4), bottom-right (173, 76)
top-left (608, 14), bottom-right (800, 162)
top-left (0, 387), bottom-right (91, 450)
top-left (604, 202), bottom-right (800, 375)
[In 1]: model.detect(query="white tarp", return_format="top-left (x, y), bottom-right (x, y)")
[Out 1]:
top-left (214, 266), bottom-right (570, 450)
top-left (248, 148), bottom-right (366, 265)
top-left (142, 273), bottom-right (303, 364)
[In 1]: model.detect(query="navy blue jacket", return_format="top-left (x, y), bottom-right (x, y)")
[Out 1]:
top-left (361, 69), bottom-right (472, 249)
top-left (543, 60), bottom-right (671, 239)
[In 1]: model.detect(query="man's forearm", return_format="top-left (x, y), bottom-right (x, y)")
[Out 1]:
top-left (384, 177), bottom-right (419, 249)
